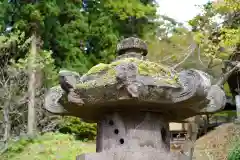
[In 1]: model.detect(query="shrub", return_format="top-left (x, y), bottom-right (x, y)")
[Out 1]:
top-left (57, 116), bottom-right (97, 141)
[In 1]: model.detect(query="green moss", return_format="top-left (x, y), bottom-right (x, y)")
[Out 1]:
top-left (86, 57), bottom-right (172, 76)
top-left (76, 68), bottom-right (117, 89)
top-left (77, 57), bottom-right (178, 89)
top-left (76, 80), bottom-right (98, 89)
top-left (86, 63), bottom-right (108, 75)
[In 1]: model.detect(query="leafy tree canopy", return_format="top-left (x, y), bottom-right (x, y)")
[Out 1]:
top-left (0, 0), bottom-right (158, 73)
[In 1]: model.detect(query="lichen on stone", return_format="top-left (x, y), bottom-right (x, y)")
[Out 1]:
top-left (76, 69), bottom-right (117, 89)
top-left (76, 57), bottom-right (179, 89)
top-left (76, 80), bottom-right (97, 89)
top-left (86, 57), bottom-right (172, 76)
top-left (86, 63), bottom-right (109, 75)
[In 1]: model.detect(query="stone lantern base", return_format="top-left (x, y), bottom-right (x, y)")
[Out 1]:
top-left (76, 112), bottom-right (187, 160)
top-left (76, 149), bottom-right (187, 160)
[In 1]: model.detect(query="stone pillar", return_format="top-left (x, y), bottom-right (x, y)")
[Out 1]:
top-left (76, 112), bottom-right (181, 160)
top-left (96, 112), bottom-right (170, 151)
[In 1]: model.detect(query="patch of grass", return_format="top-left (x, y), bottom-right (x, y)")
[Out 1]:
top-left (1, 132), bottom-right (96, 160)
top-left (228, 141), bottom-right (240, 160)
top-left (214, 110), bottom-right (236, 117)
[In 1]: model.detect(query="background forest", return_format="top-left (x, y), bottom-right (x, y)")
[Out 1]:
top-left (0, 0), bottom-right (239, 160)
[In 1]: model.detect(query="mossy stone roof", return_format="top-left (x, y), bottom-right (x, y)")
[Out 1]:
top-left (76, 58), bottom-right (179, 89)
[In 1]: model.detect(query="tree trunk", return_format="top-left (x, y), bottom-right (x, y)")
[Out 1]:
top-left (27, 34), bottom-right (37, 135)
top-left (3, 102), bottom-right (10, 143)
top-left (0, 100), bottom-right (11, 154)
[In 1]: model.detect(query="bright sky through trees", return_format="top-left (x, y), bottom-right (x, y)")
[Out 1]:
top-left (157, 0), bottom-right (214, 24)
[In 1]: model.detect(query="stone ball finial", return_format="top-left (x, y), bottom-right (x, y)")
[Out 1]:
top-left (116, 37), bottom-right (148, 56)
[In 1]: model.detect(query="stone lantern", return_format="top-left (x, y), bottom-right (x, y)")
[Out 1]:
top-left (45, 37), bottom-right (226, 160)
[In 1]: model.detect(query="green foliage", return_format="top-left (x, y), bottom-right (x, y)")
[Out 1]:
top-left (189, 0), bottom-right (240, 71)
top-left (39, 50), bottom-right (59, 87)
top-left (224, 82), bottom-right (233, 97)
top-left (57, 117), bottom-right (97, 141)
top-left (214, 0), bottom-right (240, 13)
top-left (4, 135), bottom-right (37, 154)
top-left (1, 133), bottom-right (95, 160)
top-left (146, 25), bottom-right (195, 68)
top-left (228, 142), bottom-right (240, 160)
top-left (1, 0), bottom-right (158, 73)
top-left (11, 48), bottom-right (58, 87)
top-left (104, 0), bottom-right (156, 20)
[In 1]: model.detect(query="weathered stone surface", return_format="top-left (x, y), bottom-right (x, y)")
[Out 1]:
top-left (44, 85), bottom-right (69, 115)
top-left (96, 112), bottom-right (170, 152)
top-left (44, 56), bottom-right (226, 122)
top-left (201, 84), bottom-right (226, 113)
top-left (44, 37), bottom-right (226, 122)
top-left (59, 70), bottom-right (81, 93)
top-left (116, 37), bottom-right (148, 56)
top-left (76, 148), bottom-right (187, 160)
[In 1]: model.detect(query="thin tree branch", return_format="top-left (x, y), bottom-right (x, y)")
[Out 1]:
top-left (172, 43), bottom-right (197, 69)
top-left (198, 44), bottom-right (205, 67)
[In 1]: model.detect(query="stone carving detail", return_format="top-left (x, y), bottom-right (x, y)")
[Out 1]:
top-left (44, 85), bottom-right (68, 115)
top-left (44, 37), bottom-right (227, 160)
top-left (116, 37), bottom-right (148, 56)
